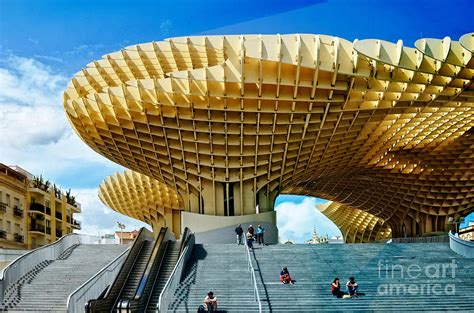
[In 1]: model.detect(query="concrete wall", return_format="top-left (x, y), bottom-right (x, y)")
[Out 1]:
top-left (181, 211), bottom-right (278, 244)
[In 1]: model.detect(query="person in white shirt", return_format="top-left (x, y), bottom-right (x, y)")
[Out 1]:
top-left (204, 291), bottom-right (217, 311)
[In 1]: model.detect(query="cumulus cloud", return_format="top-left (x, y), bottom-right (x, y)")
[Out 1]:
top-left (0, 55), bottom-right (118, 175)
top-left (73, 188), bottom-right (149, 236)
top-left (0, 55), bottom-right (141, 235)
top-left (275, 196), bottom-right (341, 243)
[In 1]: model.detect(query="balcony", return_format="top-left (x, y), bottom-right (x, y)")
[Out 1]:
top-left (30, 224), bottom-right (45, 233)
top-left (0, 230), bottom-right (6, 239)
top-left (0, 202), bottom-right (6, 212)
top-left (30, 212), bottom-right (45, 221)
top-left (14, 233), bottom-right (24, 243)
top-left (72, 219), bottom-right (81, 230)
top-left (30, 202), bottom-right (46, 214)
top-left (13, 206), bottom-right (23, 218)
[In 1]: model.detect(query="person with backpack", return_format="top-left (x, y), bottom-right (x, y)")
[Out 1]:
top-left (235, 224), bottom-right (243, 245)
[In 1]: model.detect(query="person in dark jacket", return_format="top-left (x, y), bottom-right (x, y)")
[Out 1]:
top-left (235, 224), bottom-right (243, 245)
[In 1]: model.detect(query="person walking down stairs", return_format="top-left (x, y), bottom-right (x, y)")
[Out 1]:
top-left (235, 224), bottom-right (243, 245)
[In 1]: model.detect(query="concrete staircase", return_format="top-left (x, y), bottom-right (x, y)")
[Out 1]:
top-left (146, 241), bottom-right (181, 312)
top-left (168, 243), bottom-right (474, 312)
top-left (2, 244), bottom-right (127, 312)
top-left (167, 244), bottom-right (260, 312)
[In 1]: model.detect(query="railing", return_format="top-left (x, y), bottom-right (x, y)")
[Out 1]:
top-left (0, 233), bottom-right (99, 302)
top-left (67, 247), bottom-right (130, 313)
top-left (244, 244), bottom-right (262, 313)
top-left (29, 202), bottom-right (45, 213)
top-left (449, 231), bottom-right (474, 258)
top-left (391, 235), bottom-right (449, 243)
top-left (13, 207), bottom-right (23, 218)
top-left (157, 228), bottom-right (195, 313)
top-left (0, 202), bottom-right (6, 212)
top-left (72, 219), bottom-right (81, 229)
top-left (30, 224), bottom-right (45, 232)
top-left (13, 234), bottom-right (24, 243)
top-left (0, 231), bottom-right (6, 239)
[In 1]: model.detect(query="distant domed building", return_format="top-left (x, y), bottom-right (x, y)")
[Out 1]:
top-left (307, 227), bottom-right (329, 244)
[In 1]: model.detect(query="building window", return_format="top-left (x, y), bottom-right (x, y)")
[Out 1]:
top-left (15, 223), bottom-right (20, 234)
top-left (14, 197), bottom-right (20, 208)
top-left (7, 221), bottom-right (11, 233)
top-left (0, 191), bottom-right (2, 202)
top-left (6, 194), bottom-right (11, 207)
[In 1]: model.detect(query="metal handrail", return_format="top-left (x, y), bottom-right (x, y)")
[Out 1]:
top-left (66, 247), bottom-right (130, 313)
top-left (178, 227), bottom-right (191, 255)
top-left (157, 230), bottom-right (195, 312)
top-left (391, 235), bottom-right (449, 243)
top-left (0, 233), bottom-right (81, 302)
top-left (245, 245), bottom-right (262, 313)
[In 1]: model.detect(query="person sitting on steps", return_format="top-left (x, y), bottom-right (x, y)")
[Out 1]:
top-left (346, 276), bottom-right (358, 297)
top-left (280, 266), bottom-right (295, 284)
top-left (203, 291), bottom-right (218, 311)
top-left (331, 277), bottom-right (348, 298)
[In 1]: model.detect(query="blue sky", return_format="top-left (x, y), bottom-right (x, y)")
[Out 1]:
top-left (0, 0), bottom-right (472, 240)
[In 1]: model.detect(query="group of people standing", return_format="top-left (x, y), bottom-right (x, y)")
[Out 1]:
top-left (234, 224), bottom-right (265, 249)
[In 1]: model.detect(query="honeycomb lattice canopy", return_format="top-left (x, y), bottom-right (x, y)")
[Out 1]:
top-left (65, 33), bottom-right (474, 238)
top-left (317, 202), bottom-right (392, 243)
top-left (99, 170), bottom-right (183, 232)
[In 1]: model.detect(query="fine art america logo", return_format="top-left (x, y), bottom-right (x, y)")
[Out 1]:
top-left (377, 259), bottom-right (457, 296)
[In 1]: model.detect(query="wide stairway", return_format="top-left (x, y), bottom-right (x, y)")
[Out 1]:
top-left (169, 243), bottom-right (474, 312)
top-left (167, 244), bottom-right (261, 312)
top-left (3, 244), bottom-right (126, 312)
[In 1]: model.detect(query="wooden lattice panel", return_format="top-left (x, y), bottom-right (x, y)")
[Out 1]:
top-left (99, 170), bottom-right (183, 232)
top-left (317, 202), bottom-right (391, 243)
top-left (64, 33), bottom-right (474, 236)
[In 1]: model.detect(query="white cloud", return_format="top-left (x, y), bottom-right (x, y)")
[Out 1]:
top-left (73, 188), bottom-right (149, 236)
top-left (0, 55), bottom-right (118, 176)
top-left (275, 197), bottom-right (341, 243)
top-left (0, 55), bottom-right (145, 235)
top-left (160, 19), bottom-right (173, 36)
